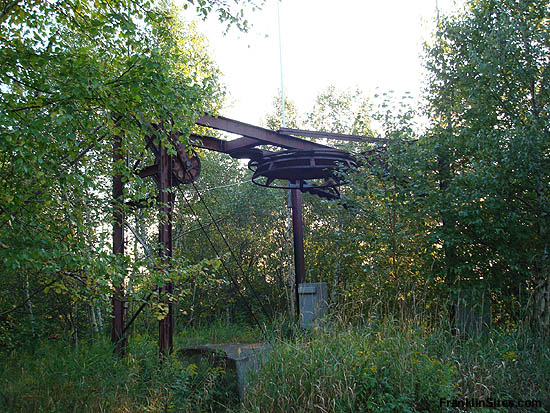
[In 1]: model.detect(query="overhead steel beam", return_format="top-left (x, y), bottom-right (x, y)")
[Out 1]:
top-left (138, 164), bottom-right (159, 178)
top-left (278, 127), bottom-right (387, 144)
top-left (190, 133), bottom-right (260, 153)
top-left (196, 115), bottom-right (335, 151)
top-left (224, 136), bottom-right (262, 152)
top-left (189, 134), bottom-right (226, 153)
top-left (189, 133), bottom-right (273, 160)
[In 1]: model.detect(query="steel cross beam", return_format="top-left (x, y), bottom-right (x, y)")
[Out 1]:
top-left (190, 133), bottom-right (273, 160)
top-left (278, 127), bottom-right (388, 144)
top-left (196, 115), bottom-right (337, 152)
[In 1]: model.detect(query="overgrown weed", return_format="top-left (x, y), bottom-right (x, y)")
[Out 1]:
top-left (1, 320), bottom-right (548, 412)
top-left (175, 320), bottom-right (262, 348)
top-left (244, 318), bottom-right (550, 412)
top-left (0, 333), bottom-right (239, 412)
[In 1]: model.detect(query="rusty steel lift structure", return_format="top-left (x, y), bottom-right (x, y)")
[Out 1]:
top-left (112, 114), bottom-right (379, 356)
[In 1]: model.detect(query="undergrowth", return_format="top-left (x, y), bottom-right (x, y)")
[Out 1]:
top-left (175, 321), bottom-right (262, 348)
top-left (1, 320), bottom-right (548, 412)
top-left (0, 333), bottom-right (240, 412)
top-left (244, 319), bottom-right (550, 412)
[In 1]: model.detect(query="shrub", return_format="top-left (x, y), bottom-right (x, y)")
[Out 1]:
top-left (0, 334), bottom-right (239, 412)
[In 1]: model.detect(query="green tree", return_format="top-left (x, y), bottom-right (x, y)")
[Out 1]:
top-left (305, 86), bottom-right (373, 137)
top-left (0, 0), bottom-right (259, 348)
top-left (423, 0), bottom-right (550, 328)
top-left (264, 93), bottom-right (300, 130)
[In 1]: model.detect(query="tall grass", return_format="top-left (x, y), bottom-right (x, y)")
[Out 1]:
top-left (0, 333), bottom-right (240, 412)
top-left (1, 320), bottom-right (548, 412)
top-left (175, 320), bottom-right (262, 348)
top-left (243, 319), bottom-right (550, 413)
top-left (427, 326), bottom-right (550, 402)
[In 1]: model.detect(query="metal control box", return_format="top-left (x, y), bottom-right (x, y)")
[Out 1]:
top-left (298, 282), bottom-right (328, 328)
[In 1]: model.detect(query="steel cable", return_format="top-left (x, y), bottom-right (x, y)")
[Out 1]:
top-left (177, 186), bottom-right (271, 341)
top-left (188, 180), bottom-right (274, 321)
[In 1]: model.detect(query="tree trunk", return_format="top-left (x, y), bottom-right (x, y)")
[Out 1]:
top-left (534, 278), bottom-right (550, 331)
top-left (523, 29), bottom-right (549, 333)
top-left (437, 120), bottom-right (460, 333)
top-left (71, 302), bottom-right (78, 348)
top-left (24, 273), bottom-right (34, 334)
top-left (533, 236), bottom-right (549, 332)
top-left (89, 304), bottom-right (98, 334)
top-left (95, 306), bottom-right (103, 331)
top-left (189, 281), bottom-right (197, 327)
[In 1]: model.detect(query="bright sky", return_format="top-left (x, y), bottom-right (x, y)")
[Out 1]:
top-left (181, 0), bottom-right (464, 126)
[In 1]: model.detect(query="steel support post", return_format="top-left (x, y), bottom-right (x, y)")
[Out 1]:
top-left (291, 183), bottom-right (305, 314)
top-left (112, 134), bottom-right (127, 355)
top-left (158, 144), bottom-right (174, 357)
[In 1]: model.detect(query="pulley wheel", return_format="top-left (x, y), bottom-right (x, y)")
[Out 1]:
top-left (173, 146), bottom-right (201, 184)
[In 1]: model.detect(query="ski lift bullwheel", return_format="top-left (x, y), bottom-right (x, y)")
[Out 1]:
top-left (248, 149), bottom-right (355, 194)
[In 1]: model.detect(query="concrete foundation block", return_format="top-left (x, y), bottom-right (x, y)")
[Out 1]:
top-left (180, 343), bottom-right (271, 400)
top-left (299, 282), bottom-right (328, 329)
